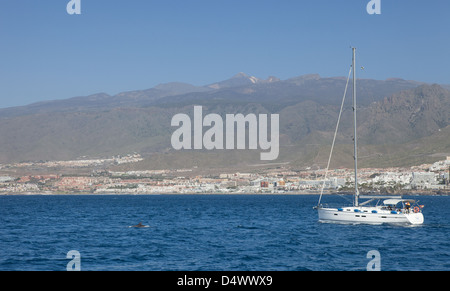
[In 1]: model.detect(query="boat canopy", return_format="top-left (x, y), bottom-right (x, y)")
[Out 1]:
top-left (383, 199), bottom-right (416, 205)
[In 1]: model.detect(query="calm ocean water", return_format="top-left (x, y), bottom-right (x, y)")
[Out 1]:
top-left (0, 194), bottom-right (449, 271)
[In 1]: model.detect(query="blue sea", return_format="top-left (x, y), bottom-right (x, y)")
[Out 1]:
top-left (0, 194), bottom-right (449, 271)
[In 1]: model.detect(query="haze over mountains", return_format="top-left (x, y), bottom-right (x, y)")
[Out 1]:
top-left (0, 72), bottom-right (449, 171)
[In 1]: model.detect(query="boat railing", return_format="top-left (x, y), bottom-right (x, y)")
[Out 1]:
top-left (317, 202), bottom-right (354, 209)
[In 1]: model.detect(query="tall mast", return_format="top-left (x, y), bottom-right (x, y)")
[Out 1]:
top-left (352, 47), bottom-right (359, 206)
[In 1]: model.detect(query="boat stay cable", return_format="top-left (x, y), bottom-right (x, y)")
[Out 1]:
top-left (317, 65), bottom-right (352, 207)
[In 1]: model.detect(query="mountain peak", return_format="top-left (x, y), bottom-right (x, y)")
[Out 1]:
top-left (232, 72), bottom-right (250, 78)
top-left (266, 76), bottom-right (280, 83)
top-left (207, 73), bottom-right (279, 89)
top-left (208, 73), bottom-right (259, 89)
top-left (231, 72), bottom-right (260, 84)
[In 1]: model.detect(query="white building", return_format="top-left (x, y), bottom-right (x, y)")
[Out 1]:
top-left (411, 172), bottom-right (437, 189)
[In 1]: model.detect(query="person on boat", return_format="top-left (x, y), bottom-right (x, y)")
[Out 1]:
top-left (405, 202), bottom-right (411, 214)
top-left (132, 222), bottom-right (146, 228)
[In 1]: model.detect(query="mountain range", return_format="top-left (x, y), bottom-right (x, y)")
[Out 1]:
top-left (0, 72), bottom-right (449, 172)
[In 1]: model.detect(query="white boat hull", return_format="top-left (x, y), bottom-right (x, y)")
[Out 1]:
top-left (318, 207), bottom-right (424, 225)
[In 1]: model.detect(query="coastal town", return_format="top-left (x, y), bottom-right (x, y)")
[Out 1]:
top-left (0, 154), bottom-right (449, 195)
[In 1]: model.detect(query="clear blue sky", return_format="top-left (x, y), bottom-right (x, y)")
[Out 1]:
top-left (0, 0), bottom-right (449, 108)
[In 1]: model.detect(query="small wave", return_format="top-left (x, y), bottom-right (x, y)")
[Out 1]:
top-left (236, 225), bottom-right (259, 230)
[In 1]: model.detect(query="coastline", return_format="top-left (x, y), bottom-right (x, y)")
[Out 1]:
top-left (1, 190), bottom-right (449, 196)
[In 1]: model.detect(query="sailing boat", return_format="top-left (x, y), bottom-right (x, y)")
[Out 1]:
top-left (315, 48), bottom-right (424, 225)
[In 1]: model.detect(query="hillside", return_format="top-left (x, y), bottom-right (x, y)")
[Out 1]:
top-left (0, 73), bottom-right (448, 171)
